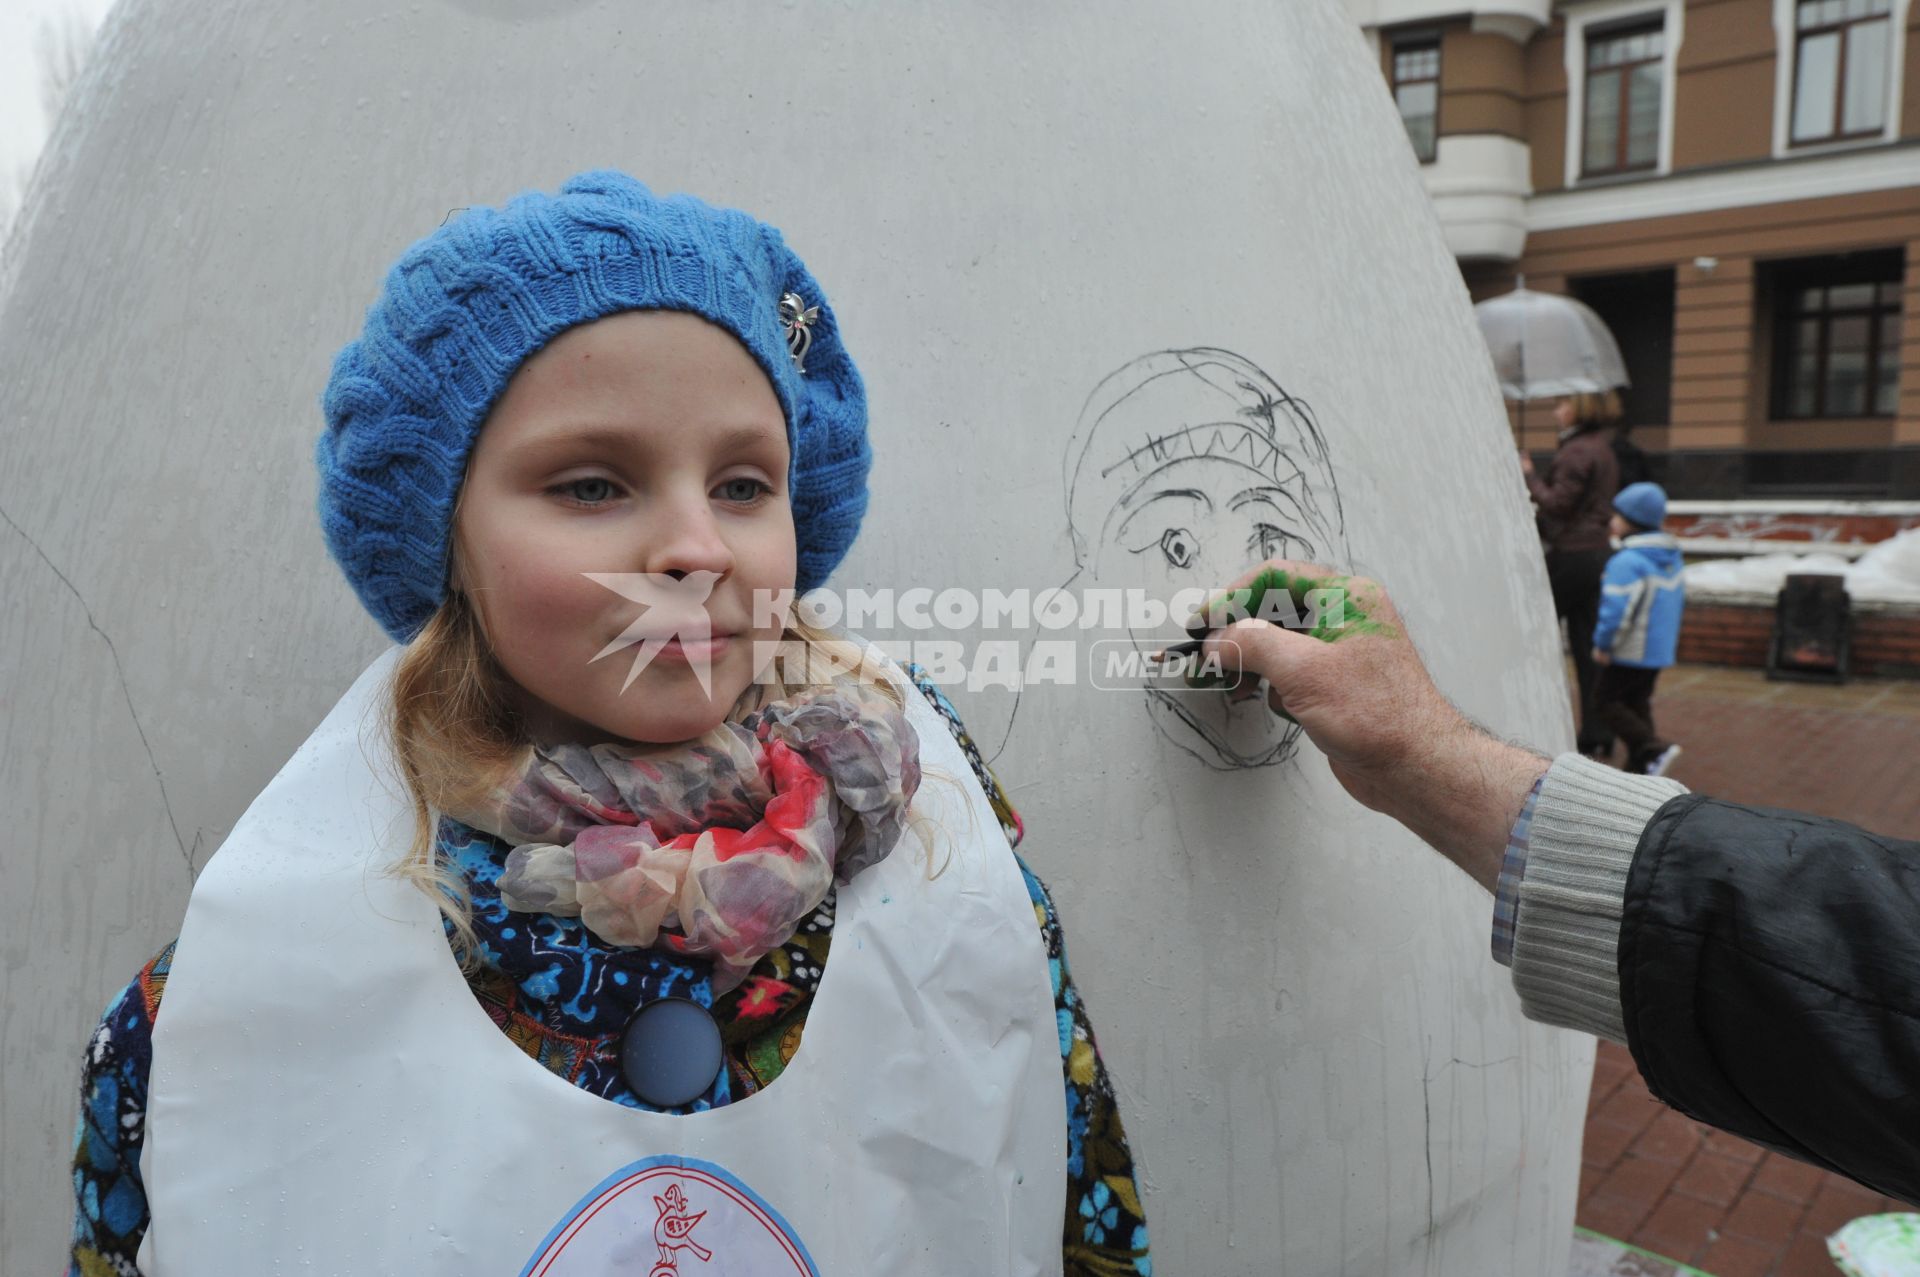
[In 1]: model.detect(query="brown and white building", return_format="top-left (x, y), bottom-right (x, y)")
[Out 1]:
top-left (1347, 0), bottom-right (1920, 500)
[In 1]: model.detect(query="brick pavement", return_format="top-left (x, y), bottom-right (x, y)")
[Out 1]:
top-left (1572, 664), bottom-right (1920, 1276)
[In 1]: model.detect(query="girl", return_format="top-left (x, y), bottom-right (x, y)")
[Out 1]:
top-left (68, 170), bottom-right (1149, 1275)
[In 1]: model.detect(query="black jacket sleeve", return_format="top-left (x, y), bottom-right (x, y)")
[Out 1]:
top-left (1619, 795), bottom-right (1920, 1204)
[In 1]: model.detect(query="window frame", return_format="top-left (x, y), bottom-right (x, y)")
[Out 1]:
top-left (1787, 0), bottom-right (1894, 147)
top-left (1562, 0), bottom-right (1685, 189)
top-left (1771, 0), bottom-right (1913, 157)
top-left (1580, 18), bottom-right (1668, 178)
top-left (1389, 32), bottom-right (1442, 165)
top-left (1768, 255), bottom-right (1905, 421)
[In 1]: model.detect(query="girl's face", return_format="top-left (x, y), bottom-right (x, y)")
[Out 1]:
top-left (1552, 397), bottom-right (1577, 429)
top-left (454, 309), bottom-right (797, 745)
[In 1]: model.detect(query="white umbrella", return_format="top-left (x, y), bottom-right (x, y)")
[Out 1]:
top-left (1474, 282), bottom-right (1630, 401)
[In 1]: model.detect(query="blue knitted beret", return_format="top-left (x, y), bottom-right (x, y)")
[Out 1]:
top-left (317, 170), bottom-right (870, 643)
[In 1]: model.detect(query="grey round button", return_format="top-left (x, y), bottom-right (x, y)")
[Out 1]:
top-left (619, 996), bottom-right (724, 1109)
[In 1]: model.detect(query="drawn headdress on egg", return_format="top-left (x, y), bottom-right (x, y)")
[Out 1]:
top-left (1063, 348), bottom-right (1346, 573)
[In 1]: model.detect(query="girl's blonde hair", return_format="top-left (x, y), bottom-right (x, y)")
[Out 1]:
top-left (384, 567), bottom-right (950, 964)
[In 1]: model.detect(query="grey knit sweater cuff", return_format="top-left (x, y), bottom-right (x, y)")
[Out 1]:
top-left (1510, 753), bottom-right (1688, 1045)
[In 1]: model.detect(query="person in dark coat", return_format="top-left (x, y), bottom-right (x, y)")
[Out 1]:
top-left (1196, 556), bottom-right (1920, 1206)
top-left (1521, 391), bottom-right (1623, 758)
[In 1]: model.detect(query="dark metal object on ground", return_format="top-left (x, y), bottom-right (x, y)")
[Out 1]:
top-left (1767, 573), bottom-right (1850, 684)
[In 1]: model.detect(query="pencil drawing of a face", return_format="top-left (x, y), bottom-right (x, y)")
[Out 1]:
top-left (1065, 349), bottom-right (1346, 769)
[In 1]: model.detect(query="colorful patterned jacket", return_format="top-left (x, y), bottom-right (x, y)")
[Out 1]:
top-left (68, 668), bottom-right (1151, 1277)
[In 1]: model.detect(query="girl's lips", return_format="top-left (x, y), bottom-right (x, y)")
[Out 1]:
top-left (649, 634), bottom-right (734, 662)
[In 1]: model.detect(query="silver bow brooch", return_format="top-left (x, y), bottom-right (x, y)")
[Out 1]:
top-left (779, 291), bottom-right (820, 376)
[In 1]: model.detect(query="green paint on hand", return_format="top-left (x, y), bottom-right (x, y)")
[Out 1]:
top-left (1192, 567), bottom-right (1394, 643)
top-left (1180, 566), bottom-right (1395, 696)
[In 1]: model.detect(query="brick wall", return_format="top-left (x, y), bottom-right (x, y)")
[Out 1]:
top-left (1855, 613), bottom-right (1920, 678)
top-left (1677, 602), bottom-right (1773, 668)
top-left (1679, 600), bottom-right (1920, 677)
top-left (1669, 513), bottom-right (1920, 544)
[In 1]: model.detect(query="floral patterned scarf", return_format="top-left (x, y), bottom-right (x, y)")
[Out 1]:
top-left (445, 681), bottom-right (920, 991)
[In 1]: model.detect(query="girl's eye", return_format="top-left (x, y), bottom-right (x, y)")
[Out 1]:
top-left (554, 477), bottom-right (619, 506)
top-left (716, 476), bottom-right (772, 504)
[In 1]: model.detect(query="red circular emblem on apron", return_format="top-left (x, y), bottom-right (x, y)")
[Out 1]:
top-left (522, 1156), bottom-right (818, 1276)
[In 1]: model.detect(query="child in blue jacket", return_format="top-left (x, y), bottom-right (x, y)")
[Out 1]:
top-left (1592, 482), bottom-right (1687, 776)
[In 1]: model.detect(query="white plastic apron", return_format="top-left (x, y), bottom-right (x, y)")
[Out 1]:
top-left (141, 647), bottom-right (1066, 1275)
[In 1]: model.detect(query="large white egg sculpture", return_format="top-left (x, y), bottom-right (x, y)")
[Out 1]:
top-left (0, 1), bottom-right (1587, 1271)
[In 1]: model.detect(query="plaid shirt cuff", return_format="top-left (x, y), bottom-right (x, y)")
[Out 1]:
top-left (1492, 772), bottom-right (1548, 968)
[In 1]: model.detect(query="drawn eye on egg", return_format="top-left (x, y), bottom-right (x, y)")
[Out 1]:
top-left (1159, 527), bottom-right (1198, 569)
top-left (1250, 523), bottom-right (1311, 563)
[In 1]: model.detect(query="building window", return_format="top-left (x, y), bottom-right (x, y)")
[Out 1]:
top-left (1772, 254), bottom-right (1904, 419)
top-left (1789, 0), bottom-right (1894, 145)
top-left (1392, 38), bottom-right (1440, 163)
top-left (1582, 19), bottom-right (1665, 176)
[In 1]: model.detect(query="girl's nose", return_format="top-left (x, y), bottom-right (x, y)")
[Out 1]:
top-left (641, 497), bottom-right (735, 580)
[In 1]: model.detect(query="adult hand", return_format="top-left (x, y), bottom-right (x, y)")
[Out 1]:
top-left (1592, 647), bottom-right (1612, 666)
top-left (1185, 559), bottom-right (1549, 893)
